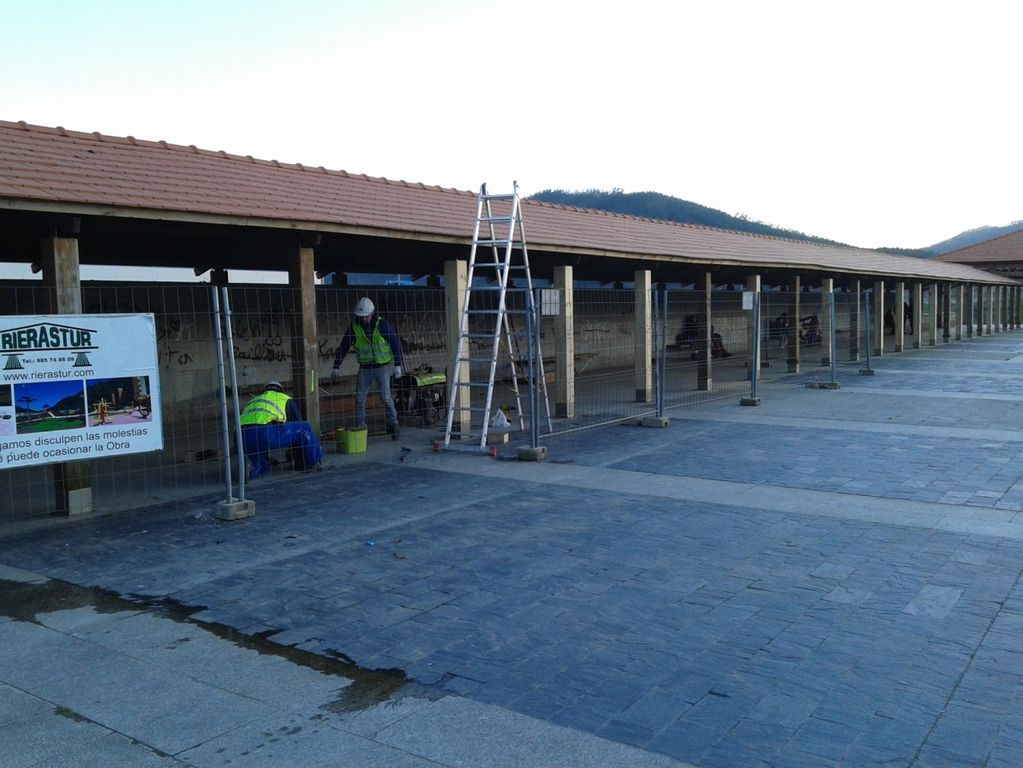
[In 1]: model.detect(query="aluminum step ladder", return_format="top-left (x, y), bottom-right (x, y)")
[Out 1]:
top-left (444, 182), bottom-right (551, 450)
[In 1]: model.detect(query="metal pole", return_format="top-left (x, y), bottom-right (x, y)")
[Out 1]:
top-left (751, 291), bottom-right (760, 401)
top-left (221, 287), bottom-right (247, 501)
top-left (864, 289), bottom-right (872, 372)
top-left (527, 288), bottom-right (540, 450)
top-left (655, 288), bottom-right (664, 418)
top-left (211, 287), bottom-right (233, 502)
top-left (829, 291), bottom-right (838, 385)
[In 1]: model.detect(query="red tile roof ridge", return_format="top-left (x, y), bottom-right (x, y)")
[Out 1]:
top-left (933, 226), bottom-right (1023, 261)
top-left (0, 119), bottom-right (476, 199)
top-left (525, 197), bottom-right (873, 253)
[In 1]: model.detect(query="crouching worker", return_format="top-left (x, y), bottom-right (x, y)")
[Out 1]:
top-left (240, 381), bottom-right (324, 480)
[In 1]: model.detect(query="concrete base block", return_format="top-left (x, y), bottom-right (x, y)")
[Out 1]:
top-left (739, 397), bottom-right (762, 407)
top-left (66, 487), bottom-right (93, 516)
top-left (215, 499), bottom-right (256, 521)
top-left (516, 446), bottom-right (548, 462)
top-left (640, 417), bottom-right (670, 428)
top-left (486, 430), bottom-right (510, 446)
top-left (858, 368), bottom-right (875, 376)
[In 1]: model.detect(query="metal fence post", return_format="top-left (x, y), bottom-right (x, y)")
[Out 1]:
top-left (221, 287), bottom-right (247, 501)
top-left (829, 291), bottom-right (838, 386)
top-left (211, 287), bottom-right (233, 502)
top-left (528, 288), bottom-right (540, 451)
top-left (655, 287), bottom-right (666, 419)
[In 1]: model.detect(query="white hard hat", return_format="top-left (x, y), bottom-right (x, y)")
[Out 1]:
top-left (264, 381), bottom-right (284, 392)
top-left (354, 297), bottom-right (375, 317)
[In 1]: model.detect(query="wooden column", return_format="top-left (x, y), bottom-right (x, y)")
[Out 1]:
top-left (698, 272), bottom-right (712, 390)
top-left (964, 284), bottom-right (974, 338)
top-left (894, 281), bottom-right (905, 352)
top-left (41, 236), bottom-right (92, 516)
top-left (912, 282), bottom-right (923, 349)
top-left (553, 265), bottom-right (574, 418)
top-left (788, 276), bottom-right (801, 372)
top-left (445, 260), bottom-right (470, 435)
top-left (927, 284), bottom-right (938, 346)
top-left (941, 283), bottom-right (951, 343)
top-left (954, 284), bottom-right (964, 341)
top-left (848, 279), bottom-right (861, 361)
top-left (634, 270), bottom-right (653, 403)
top-left (288, 246), bottom-right (320, 432)
top-left (821, 278), bottom-right (834, 365)
top-left (873, 280), bottom-right (885, 357)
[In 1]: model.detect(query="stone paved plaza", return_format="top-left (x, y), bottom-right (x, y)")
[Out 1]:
top-left (3, 332), bottom-right (1023, 766)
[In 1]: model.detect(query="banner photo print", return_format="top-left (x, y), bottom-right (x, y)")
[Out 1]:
top-left (0, 314), bottom-right (163, 469)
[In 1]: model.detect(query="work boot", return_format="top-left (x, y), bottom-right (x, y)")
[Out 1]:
top-left (386, 422), bottom-right (400, 441)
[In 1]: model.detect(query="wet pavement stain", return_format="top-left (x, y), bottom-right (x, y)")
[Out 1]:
top-left (0, 576), bottom-right (413, 714)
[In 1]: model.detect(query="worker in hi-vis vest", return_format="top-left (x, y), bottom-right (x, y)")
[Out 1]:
top-left (239, 381), bottom-right (324, 479)
top-left (331, 296), bottom-right (405, 440)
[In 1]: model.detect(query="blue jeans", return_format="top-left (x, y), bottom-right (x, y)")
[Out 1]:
top-left (242, 422), bottom-right (325, 480)
top-left (355, 362), bottom-right (398, 429)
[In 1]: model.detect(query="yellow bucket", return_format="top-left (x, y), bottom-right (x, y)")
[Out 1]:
top-left (335, 427), bottom-right (367, 454)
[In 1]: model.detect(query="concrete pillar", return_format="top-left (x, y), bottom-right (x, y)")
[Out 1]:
top-left (954, 284), bottom-right (964, 341)
top-left (553, 265), bottom-right (574, 418)
top-left (978, 286), bottom-right (987, 335)
top-left (912, 282), bottom-right (923, 349)
top-left (41, 236), bottom-right (91, 516)
top-left (288, 246), bottom-right (320, 433)
top-left (788, 276), bottom-right (801, 372)
top-left (634, 270), bottom-right (653, 403)
top-left (894, 281), bottom-right (905, 353)
top-left (821, 278), bottom-right (834, 364)
top-left (1000, 286), bottom-right (1008, 331)
top-left (849, 279), bottom-right (861, 361)
top-left (873, 280), bottom-right (884, 357)
top-left (925, 284), bottom-right (938, 345)
top-left (445, 259), bottom-right (470, 435)
top-left (697, 272), bottom-right (712, 390)
top-left (941, 283), bottom-right (951, 343)
top-left (747, 274), bottom-right (762, 374)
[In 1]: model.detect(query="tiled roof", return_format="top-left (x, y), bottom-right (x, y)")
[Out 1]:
top-left (933, 228), bottom-right (1023, 264)
top-left (0, 120), bottom-right (1015, 285)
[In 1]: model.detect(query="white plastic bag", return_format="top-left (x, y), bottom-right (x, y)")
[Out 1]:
top-left (490, 409), bottom-right (510, 429)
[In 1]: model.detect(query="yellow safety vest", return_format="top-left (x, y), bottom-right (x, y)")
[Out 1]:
top-left (239, 391), bottom-right (290, 426)
top-left (353, 319), bottom-right (394, 365)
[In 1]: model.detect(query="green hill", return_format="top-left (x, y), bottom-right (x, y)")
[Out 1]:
top-left (528, 189), bottom-right (936, 257)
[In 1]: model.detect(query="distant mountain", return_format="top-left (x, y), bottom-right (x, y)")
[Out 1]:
top-left (929, 221), bottom-right (1023, 254)
top-left (528, 189), bottom-right (939, 256)
top-left (528, 188), bottom-right (844, 245)
top-left (528, 188), bottom-right (1019, 259)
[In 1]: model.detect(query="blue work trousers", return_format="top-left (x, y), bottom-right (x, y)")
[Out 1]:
top-left (242, 422), bottom-right (324, 479)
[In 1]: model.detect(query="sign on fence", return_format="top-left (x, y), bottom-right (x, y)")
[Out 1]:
top-left (0, 314), bottom-right (163, 469)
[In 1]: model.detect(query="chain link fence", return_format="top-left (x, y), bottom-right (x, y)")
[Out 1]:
top-left (3, 278), bottom-right (1007, 522)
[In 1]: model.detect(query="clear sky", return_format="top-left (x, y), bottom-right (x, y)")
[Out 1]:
top-left (1, 0), bottom-right (1019, 250)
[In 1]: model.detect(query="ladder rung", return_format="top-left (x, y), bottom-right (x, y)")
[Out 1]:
top-left (450, 406), bottom-right (488, 413)
top-left (473, 240), bottom-right (520, 246)
top-left (478, 216), bottom-right (514, 223)
top-left (482, 193), bottom-right (515, 201)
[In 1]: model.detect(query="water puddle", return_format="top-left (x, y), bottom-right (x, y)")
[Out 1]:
top-left (0, 577), bottom-right (413, 714)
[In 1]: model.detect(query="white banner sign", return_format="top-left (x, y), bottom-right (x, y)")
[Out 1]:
top-left (0, 314), bottom-right (163, 469)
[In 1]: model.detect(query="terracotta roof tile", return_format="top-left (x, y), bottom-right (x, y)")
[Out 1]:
top-left (0, 119), bottom-right (1015, 285)
top-left (934, 228), bottom-right (1023, 264)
